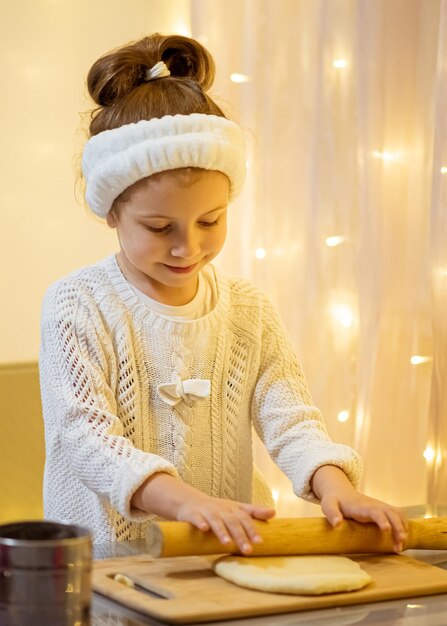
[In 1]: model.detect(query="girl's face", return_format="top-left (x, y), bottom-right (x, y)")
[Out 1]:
top-left (107, 169), bottom-right (230, 305)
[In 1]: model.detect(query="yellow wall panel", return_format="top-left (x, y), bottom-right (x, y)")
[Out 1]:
top-left (0, 362), bottom-right (44, 523)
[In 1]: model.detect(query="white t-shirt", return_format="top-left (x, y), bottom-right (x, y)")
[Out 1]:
top-left (130, 266), bottom-right (217, 320)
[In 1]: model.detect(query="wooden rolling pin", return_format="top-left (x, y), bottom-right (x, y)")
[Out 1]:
top-left (146, 517), bottom-right (447, 558)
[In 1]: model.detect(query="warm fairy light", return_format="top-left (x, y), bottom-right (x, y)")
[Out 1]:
top-left (441, 166), bottom-right (447, 174)
top-left (410, 355), bottom-right (432, 365)
top-left (423, 446), bottom-right (435, 463)
top-left (255, 247), bottom-right (266, 259)
top-left (337, 410), bottom-right (349, 423)
top-left (330, 304), bottom-right (354, 328)
top-left (423, 445), bottom-right (443, 467)
top-left (372, 150), bottom-right (403, 162)
top-left (406, 604), bottom-right (424, 609)
top-left (230, 73), bottom-right (251, 83)
top-left (325, 236), bottom-right (346, 247)
top-left (245, 160), bottom-right (251, 169)
top-left (333, 59), bottom-right (348, 68)
top-left (272, 489), bottom-right (279, 504)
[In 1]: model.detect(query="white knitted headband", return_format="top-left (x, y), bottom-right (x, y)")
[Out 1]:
top-left (82, 113), bottom-right (246, 218)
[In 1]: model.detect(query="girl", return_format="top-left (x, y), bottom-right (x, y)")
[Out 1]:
top-left (39, 33), bottom-right (408, 550)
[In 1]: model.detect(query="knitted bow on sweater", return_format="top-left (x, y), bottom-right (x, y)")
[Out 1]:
top-left (156, 378), bottom-right (211, 407)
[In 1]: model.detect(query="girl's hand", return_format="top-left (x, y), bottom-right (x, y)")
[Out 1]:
top-left (320, 490), bottom-right (408, 552)
top-left (311, 465), bottom-right (409, 552)
top-left (177, 495), bottom-right (276, 554)
top-left (131, 472), bottom-right (275, 554)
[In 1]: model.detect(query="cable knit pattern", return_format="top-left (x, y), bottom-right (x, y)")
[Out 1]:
top-left (39, 255), bottom-right (363, 542)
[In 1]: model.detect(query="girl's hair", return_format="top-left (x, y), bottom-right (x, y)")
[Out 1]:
top-left (87, 33), bottom-right (226, 137)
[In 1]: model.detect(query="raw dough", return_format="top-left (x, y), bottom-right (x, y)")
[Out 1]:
top-left (213, 555), bottom-right (372, 595)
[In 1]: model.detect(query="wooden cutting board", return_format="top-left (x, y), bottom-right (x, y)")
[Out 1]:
top-left (92, 555), bottom-right (447, 624)
top-left (92, 553), bottom-right (447, 624)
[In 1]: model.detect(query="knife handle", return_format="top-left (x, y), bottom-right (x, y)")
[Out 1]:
top-left (146, 517), bottom-right (447, 558)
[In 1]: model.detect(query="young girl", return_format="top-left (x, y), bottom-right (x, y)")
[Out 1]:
top-left (39, 33), bottom-right (408, 550)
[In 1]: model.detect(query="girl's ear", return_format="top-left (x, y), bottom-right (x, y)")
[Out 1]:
top-left (106, 211), bottom-right (117, 228)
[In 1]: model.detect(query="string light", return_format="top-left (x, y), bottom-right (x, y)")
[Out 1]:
top-left (333, 59), bottom-right (348, 68)
top-left (325, 235), bottom-right (346, 247)
top-left (255, 247), bottom-right (266, 259)
top-left (423, 446), bottom-right (443, 468)
top-left (330, 304), bottom-right (355, 328)
top-left (410, 355), bottom-right (432, 365)
top-left (231, 73), bottom-right (251, 83)
top-left (337, 410), bottom-right (349, 423)
top-left (423, 446), bottom-right (435, 463)
top-left (441, 166), bottom-right (447, 174)
top-left (372, 150), bottom-right (403, 162)
top-left (272, 489), bottom-right (279, 503)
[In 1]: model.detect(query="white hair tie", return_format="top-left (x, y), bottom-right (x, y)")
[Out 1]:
top-left (145, 61), bottom-right (171, 81)
top-left (82, 113), bottom-right (246, 218)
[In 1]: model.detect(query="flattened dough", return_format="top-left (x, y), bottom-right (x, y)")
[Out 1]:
top-left (213, 555), bottom-right (372, 595)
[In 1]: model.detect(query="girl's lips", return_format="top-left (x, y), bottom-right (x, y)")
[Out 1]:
top-left (163, 263), bottom-right (198, 274)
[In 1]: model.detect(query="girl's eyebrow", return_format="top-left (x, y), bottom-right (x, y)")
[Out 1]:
top-left (140, 205), bottom-right (228, 220)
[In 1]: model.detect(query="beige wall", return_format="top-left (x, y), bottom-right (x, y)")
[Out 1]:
top-left (0, 0), bottom-right (191, 363)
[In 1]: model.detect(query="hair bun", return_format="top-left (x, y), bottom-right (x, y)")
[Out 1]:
top-left (87, 33), bottom-right (215, 108)
top-left (86, 33), bottom-right (225, 137)
top-left (159, 35), bottom-right (215, 91)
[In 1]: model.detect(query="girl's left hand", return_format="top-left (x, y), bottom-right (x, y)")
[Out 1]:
top-left (311, 465), bottom-right (409, 552)
top-left (320, 490), bottom-right (409, 552)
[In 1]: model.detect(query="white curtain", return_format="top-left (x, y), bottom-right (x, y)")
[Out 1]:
top-left (191, 0), bottom-right (447, 516)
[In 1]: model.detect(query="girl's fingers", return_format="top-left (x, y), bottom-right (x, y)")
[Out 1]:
top-left (187, 512), bottom-right (210, 532)
top-left (344, 501), bottom-right (408, 552)
top-left (383, 508), bottom-right (408, 551)
top-left (240, 503), bottom-right (276, 520)
top-left (321, 496), bottom-right (344, 527)
top-left (212, 505), bottom-right (269, 553)
top-left (367, 508), bottom-right (392, 532)
top-left (206, 513), bottom-right (253, 554)
top-left (237, 515), bottom-right (264, 545)
top-left (205, 515), bottom-right (233, 547)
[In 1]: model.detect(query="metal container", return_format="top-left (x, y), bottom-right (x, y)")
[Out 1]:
top-left (0, 520), bottom-right (92, 626)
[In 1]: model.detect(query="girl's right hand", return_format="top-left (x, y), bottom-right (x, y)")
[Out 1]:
top-left (131, 472), bottom-right (275, 553)
top-left (177, 495), bottom-right (276, 554)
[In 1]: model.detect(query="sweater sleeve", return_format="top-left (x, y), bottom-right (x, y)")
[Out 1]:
top-left (251, 294), bottom-right (363, 503)
top-left (39, 281), bottom-right (179, 521)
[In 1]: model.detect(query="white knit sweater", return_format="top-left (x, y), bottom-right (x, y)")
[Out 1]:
top-left (39, 255), bottom-right (362, 542)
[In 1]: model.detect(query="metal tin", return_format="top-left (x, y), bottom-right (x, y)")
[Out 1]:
top-left (0, 520), bottom-right (92, 626)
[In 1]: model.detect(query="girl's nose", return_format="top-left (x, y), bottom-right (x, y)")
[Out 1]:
top-left (170, 233), bottom-right (201, 260)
